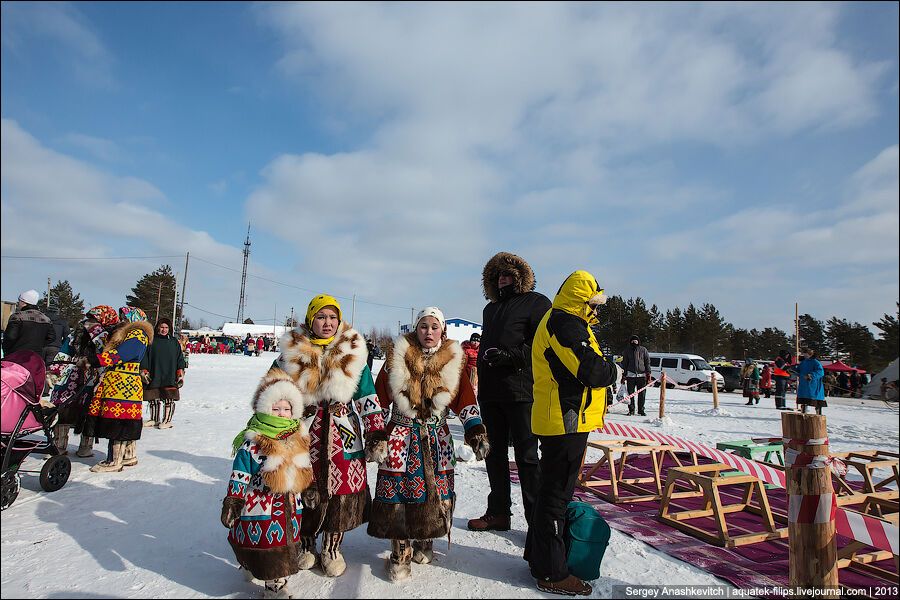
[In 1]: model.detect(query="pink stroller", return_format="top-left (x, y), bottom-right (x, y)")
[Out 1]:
top-left (1, 350), bottom-right (71, 510)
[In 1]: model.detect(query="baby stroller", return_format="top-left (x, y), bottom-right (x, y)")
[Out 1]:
top-left (1, 350), bottom-right (71, 510)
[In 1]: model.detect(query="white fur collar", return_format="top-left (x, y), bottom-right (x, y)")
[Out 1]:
top-left (388, 334), bottom-right (465, 420)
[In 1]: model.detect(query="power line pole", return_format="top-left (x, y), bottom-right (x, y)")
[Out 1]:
top-left (155, 280), bottom-right (163, 323)
top-left (289, 306), bottom-right (294, 328)
top-left (172, 272), bottom-right (179, 325)
top-left (47, 277), bottom-right (51, 310)
top-left (177, 252), bottom-right (190, 333)
top-left (237, 223), bottom-right (251, 324)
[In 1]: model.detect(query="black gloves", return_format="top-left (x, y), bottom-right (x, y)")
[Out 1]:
top-left (483, 347), bottom-right (513, 368)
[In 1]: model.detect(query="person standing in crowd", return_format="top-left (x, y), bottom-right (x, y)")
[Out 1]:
top-left (3, 290), bottom-right (55, 357)
top-left (823, 370), bottom-right (837, 398)
top-left (849, 369), bottom-right (861, 398)
top-left (47, 305), bottom-right (118, 457)
top-left (837, 370), bottom-right (850, 397)
top-left (261, 294), bottom-right (386, 578)
top-left (620, 335), bottom-right (651, 416)
top-left (468, 252), bottom-right (551, 534)
top-left (365, 336), bottom-right (380, 371)
top-left (141, 318), bottom-right (186, 430)
top-left (772, 351), bottom-right (791, 410)
top-left (255, 335), bottom-right (264, 356)
top-left (368, 307), bottom-right (489, 582)
top-left (43, 307), bottom-right (71, 369)
top-left (83, 306), bottom-right (153, 472)
top-left (460, 332), bottom-right (480, 391)
top-left (527, 270), bottom-right (617, 596)
top-left (221, 373), bottom-right (314, 597)
top-left (759, 364), bottom-right (772, 399)
top-left (797, 348), bottom-right (826, 415)
top-left (741, 359), bottom-right (761, 405)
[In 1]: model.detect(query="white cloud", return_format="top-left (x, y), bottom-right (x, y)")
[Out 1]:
top-left (244, 2), bottom-right (895, 328)
top-left (58, 132), bottom-right (123, 163)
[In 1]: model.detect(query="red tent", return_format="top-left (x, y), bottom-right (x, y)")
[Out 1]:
top-left (823, 360), bottom-right (865, 373)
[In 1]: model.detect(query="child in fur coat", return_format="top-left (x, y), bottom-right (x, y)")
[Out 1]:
top-left (221, 373), bottom-right (314, 598)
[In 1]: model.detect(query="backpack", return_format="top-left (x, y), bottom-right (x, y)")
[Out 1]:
top-left (565, 501), bottom-right (611, 581)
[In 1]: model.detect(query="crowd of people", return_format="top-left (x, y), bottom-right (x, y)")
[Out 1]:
top-left (221, 253), bottom-right (615, 598)
top-left (3, 290), bottom-right (191, 472)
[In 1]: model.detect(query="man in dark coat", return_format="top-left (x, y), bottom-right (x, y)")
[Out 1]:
top-left (3, 290), bottom-right (55, 357)
top-left (621, 334), bottom-right (651, 416)
top-left (467, 252), bottom-right (552, 533)
top-left (43, 309), bottom-right (71, 366)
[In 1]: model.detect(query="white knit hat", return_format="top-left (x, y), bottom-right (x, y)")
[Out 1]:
top-left (18, 290), bottom-right (40, 305)
top-left (416, 306), bottom-right (446, 330)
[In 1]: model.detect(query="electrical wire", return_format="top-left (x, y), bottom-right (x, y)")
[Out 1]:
top-left (1, 254), bottom-right (183, 260)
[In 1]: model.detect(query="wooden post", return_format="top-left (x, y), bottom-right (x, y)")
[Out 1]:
top-left (711, 372), bottom-right (719, 410)
top-left (658, 372), bottom-right (667, 419)
top-left (782, 412), bottom-right (839, 597)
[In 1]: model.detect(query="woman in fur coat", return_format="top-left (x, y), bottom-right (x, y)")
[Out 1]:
top-left (368, 307), bottom-right (491, 582)
top-left (140, 318), bottom-right (186, 430)
top-left (261, 294), bottom-right (387, 577)
top-left (221, 372), bottom-right (314, 598)
top-left (47, 305), bottom-right (119, 458)
top-left (84, 306), bottom-right (153, 473)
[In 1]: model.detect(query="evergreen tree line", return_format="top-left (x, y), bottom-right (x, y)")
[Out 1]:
top-left (31, 266), bottom-right (899, 373)
top-left (595, 296), bottom-right (898, 373)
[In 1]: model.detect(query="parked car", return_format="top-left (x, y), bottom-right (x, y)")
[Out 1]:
top-left (649, 352), bottom-right (724, 391)
top-left (713, 365), bottom-right (742, 393)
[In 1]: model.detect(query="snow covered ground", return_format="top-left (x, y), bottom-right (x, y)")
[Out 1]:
top-left (2, 353), bottom-right (897, 598)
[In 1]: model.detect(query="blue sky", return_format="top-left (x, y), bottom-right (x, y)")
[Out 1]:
top-left (2, 1), bottom-right (898, 336)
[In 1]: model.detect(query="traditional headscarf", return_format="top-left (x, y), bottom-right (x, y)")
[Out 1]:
top-left (415, 306), bottom-right (446, 354)
top-left (118, 306), bottom-right (148, 323)
top-left (86, 305), bottom-right (119, 328)
top-left (305, 294), bottom-right (342, 346)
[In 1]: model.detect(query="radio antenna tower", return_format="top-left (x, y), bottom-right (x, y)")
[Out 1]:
top-left (237, 223), bottom-right (251, 323)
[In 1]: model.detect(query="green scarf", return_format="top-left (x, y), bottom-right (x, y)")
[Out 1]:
top-left (231, 412), bottom-right (301, 456)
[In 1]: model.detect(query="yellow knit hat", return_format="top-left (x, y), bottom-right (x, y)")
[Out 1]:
top-left (305, 294), bottom-right (342, 329)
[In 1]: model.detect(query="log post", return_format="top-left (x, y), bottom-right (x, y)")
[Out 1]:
top-left (658, 372), bottom-right (666, 419)
top-left (782, 412), bottom-right (839, 597)
top-left (711, 372), bottom-right (719, 410)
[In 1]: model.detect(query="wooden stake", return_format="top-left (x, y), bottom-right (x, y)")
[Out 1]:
top-left (712, 372), bottom-right (720, 410)
top-left (781, 412), bottom-right (839, 597)
top-left (659, 372), bottom-right (667, 419)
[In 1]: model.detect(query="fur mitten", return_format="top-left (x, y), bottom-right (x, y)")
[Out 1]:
top-left (364, 430), bottom-right (389, 464)
top-left (464, 424), bottom-right (491, 460)
top-left (221, 497), bottom-right (244, 528)
top-left (301, 487), bottom-right (320, 510)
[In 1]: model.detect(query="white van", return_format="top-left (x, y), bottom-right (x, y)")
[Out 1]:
top-left (648, 353), bottom-right (724, 391)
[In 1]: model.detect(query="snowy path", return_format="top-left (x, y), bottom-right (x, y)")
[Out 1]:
top-left (2, 354), bottom-right (896, 598)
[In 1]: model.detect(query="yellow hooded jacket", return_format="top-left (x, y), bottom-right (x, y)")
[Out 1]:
top-left (531, 271), bottom-right (618, 436)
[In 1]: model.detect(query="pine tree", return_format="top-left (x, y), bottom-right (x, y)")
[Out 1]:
top-left (798, 314), bottom-right (828, 354)
top-left (37, 280), bottom-right (86, 329)
top-left (872, 303), bottom-right (899, 371)
top-left (126, 265), bottom-right (179, 325)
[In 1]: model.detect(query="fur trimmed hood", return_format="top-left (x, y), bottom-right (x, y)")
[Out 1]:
top-left (482, 252), bottom-right (537, 302)
top-left (104, 320), bottom-right (154, 351)
top-left (388, 333), bottom-right (465, 420)
top-left (252, 369), bottom-right (307, 417)
top-left (274, 321), bottom-right (367, 405)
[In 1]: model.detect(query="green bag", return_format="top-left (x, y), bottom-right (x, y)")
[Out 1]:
top-left (565, 501), bottom-right (611, 581)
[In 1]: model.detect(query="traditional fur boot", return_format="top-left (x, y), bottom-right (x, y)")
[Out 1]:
top-left (157, 400), bottom-right (175, 429)
top-left (76, 434), bottom-right (95, 458)
top-left (90, 440), bottom-right (125, 473)
top-left (145, 400), bottom-right (160, 427)
top-left (264, 577), bottom-right (291, 598)
top-left (387, 539), bottom-right (412, 582)
top-left (122, 440), bottom-right (138, 467)
top-left (297, 535), bottom-right (317, 570)
top-left (53, 424), bottom-right (70, 455)
top-left (411, 539), bottom-right (433, 565)
top-left (320, 532), bottom-right (346, 577)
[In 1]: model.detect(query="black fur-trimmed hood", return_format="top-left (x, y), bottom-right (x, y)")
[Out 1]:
top-left (481, 252), bottom-right (537, 302)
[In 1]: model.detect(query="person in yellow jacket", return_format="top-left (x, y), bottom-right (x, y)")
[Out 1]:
top-left (525, 270), bottom-right (617, 596)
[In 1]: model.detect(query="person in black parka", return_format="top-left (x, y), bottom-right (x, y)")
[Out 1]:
top-left (467, 252), bottom-right (552, 533)
top-left (140, 318), bottom-right (186, 430)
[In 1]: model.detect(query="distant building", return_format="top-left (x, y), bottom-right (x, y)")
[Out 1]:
top-left (221, 322), bottom-right (291, 338)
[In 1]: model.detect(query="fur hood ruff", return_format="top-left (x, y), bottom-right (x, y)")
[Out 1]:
top-left (482, 252), bottom-right (537, 302)
top-left (274, 322), bottom-right (367, 405)
top-left (243, 428), bottom-right (312, 494)
top-left (104, 320), bottom-right (154, 352)
top-left (388, 333), bottom-right (465, 420)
